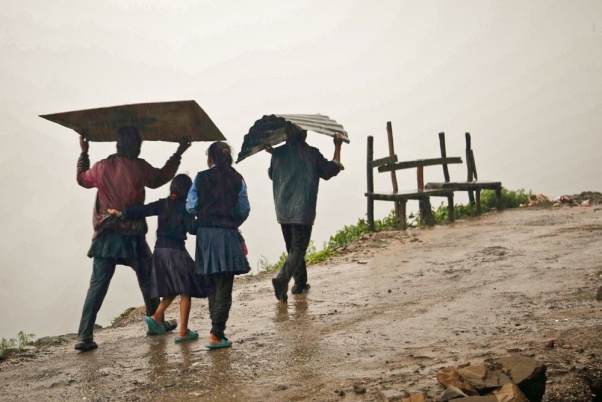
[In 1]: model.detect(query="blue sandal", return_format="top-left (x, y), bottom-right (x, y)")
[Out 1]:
top-left (175, 329), bottom-right (198, 343)
top-left (205, 337), bottom-right (232, 349)
top-left (144, 317), bottom-right (165, 335)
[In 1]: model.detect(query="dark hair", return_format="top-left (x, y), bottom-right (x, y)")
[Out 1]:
top-left (116, 126), bottom-right (142, 159)
top-left (170, 174), bottom-right (192, 199)
top-left (285, 123), bottom-right (307, 144)
top-left (207, 142), bottom-right (233, 171)
top-left (160, 173), bottom-right (192, 223)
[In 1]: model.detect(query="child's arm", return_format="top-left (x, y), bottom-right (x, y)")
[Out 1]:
top-left (107, 200), bottom-right (161, 220)
top-left (185, 214), bottom-right (197, 235)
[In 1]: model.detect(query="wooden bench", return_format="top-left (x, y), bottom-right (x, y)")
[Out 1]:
top-left (366, 134), bottom-right (463, 230)
top-left (425, 132), bottom-right (503, 215)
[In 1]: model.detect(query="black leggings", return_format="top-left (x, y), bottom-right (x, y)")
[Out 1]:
top-left (207, 273), bottom-right (235, 340)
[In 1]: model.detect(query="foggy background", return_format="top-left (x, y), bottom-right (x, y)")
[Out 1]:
top-left (1, 0), bottom-right (600, 340)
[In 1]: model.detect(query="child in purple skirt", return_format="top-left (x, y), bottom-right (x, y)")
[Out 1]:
top-left (108, 174), bottom-right (212, 342)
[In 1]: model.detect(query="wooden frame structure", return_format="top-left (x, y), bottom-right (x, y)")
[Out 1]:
top-left (365, 124), bottom-right (463, 230)
top-left (425, 132), bottom-right (503, 214)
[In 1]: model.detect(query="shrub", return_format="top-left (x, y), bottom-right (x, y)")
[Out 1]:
top-left (258, 188), bottom-right (533, 271)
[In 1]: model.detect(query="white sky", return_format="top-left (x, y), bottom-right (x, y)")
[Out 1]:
top-left (1, 0), bottom-right (601, 339)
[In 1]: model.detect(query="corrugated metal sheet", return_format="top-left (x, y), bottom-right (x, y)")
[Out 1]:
top-left (236, 114), bottom-right (349, 163)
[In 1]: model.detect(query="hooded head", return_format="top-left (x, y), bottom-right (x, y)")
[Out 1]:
top-left (116, 126), bottom-right (142, 158)
top-left (285, 122), bottom-right (307, 144)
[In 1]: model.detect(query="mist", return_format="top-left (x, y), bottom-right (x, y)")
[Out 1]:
top-left (1, 0), bottom-right (601, 340)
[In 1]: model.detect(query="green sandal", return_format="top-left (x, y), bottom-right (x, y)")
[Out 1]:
top-left (175, 329), bottom-right (198, 343)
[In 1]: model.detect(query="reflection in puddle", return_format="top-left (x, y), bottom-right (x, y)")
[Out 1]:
top-left (274, 297), bottom-right (320, 378)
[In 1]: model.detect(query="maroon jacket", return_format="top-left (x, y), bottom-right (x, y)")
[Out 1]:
top-left (77, 152), bottom-right (181, 238)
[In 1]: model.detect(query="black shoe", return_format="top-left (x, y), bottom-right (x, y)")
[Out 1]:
top-left (147, 319), bottom-right (178, 336)
top-left (291, 283), bottom-right (311, 294)
top-left (74, 340), bottom-right (98, 352)
top-left (272, 278), bottom-right (288, 303)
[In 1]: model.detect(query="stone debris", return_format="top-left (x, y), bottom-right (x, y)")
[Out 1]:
top-left (401, 393), bottom-right (425, 402)
top-left (492, 383), bottom-right (529, 402)
top-left (436, 367), bottom-right (479, 396)
top-left (378, 388), bottom-right (408, 401)
top-left (432, 356), bottom-right (546, 402)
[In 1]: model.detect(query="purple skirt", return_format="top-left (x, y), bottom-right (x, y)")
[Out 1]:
top-left (150, 247), bottom-right (213, 298)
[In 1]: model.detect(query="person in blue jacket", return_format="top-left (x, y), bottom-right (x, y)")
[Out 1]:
top-left (187, 141), bottom-right (250, 349)
top-left (269, 124), bottom-right (344, 302)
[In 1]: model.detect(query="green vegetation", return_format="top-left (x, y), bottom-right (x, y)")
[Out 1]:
top-left (111, 307), bottom-right (136, 326)
top-left (258, 187), bottom-right (533, 273)
top-left (1, 331), bottom-right (36, 358)
top-left (433, 188), bottom-right (533, 224)
top-left (258, 210), bottom-right (400, 271)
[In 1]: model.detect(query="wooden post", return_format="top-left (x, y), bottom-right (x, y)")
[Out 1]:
top-left (417, 165), bottom-right (426, 223)
top-left (438, 132), bottom-right (454, 222)
top-left (495, 186), bottom-right (503, 210)
top-left (424, 197), bottom-right (435, 226)
top-left (399, 199), bottom-right (407, 230)
top-left (466, 132), bottom-right (475, 205)
top-left (469, 149), bottom-right (478, 180)
top-left (386, 122), bottom-right (400, 226)
top-left (438, 132), bottom-right (450, 182)
top-left (417, 165), bottom-right (424, 191)
top-left (367, 136), bottom-right (375, 231)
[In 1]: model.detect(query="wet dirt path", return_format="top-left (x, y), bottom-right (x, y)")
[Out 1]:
top-left (1, 207), bottom-right (601, 401)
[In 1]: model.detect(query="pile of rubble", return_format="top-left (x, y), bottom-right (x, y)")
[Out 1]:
top-left (379, 356), bottom-right (546, 402)
top-left (527, 191), bottom-right (602, 207)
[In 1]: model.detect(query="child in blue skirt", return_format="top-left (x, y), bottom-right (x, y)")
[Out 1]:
top-left (187, 142), bottom-right (250, 349)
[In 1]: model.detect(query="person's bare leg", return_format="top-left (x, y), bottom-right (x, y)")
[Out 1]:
top-left (179, 295), bottom-right (192, 338)
top-left (151, 295), bottom-right (176, 324)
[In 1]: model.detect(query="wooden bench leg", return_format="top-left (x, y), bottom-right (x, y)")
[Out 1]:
top-left (367, 195), bottom-right (375, 231)
top-left (399, 200), bottom-right (407, 230)
top-left (495, 186), bottom-right (503, 210)
top-left (475, 190), bottom-right (482, 215)
top-left (423, 197), bottom-right (435, 226)
top-left (447, 195), bottom-right (454, 222)
top-left (418, 199), bottom-right (426, 224)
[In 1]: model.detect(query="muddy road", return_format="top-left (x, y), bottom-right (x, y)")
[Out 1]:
top-left (1, 207), bottom-right (601, 401)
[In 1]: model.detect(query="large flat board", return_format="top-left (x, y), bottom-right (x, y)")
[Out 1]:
top-left (40, 100), bottom-right (226, 142)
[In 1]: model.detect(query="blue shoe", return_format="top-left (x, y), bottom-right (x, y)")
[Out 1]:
top-left (205, 334), bottom-right (232, 349)
top-left (175, 329), bottom-right (199, 343)
top-left (144, 317), bottom-right (165, 335)
top-left (147, 319), bottom-right (177, 336)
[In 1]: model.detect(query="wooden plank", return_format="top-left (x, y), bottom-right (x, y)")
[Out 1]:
top-left (371, 155), bottom-right (398, 168)
top-left (40, 100), bottom-right (226, 142)
top-left (425, 181), bottom-right (502, 191)
top-left (378, 157), bottom-right (462, 172)
top-left (365, 189), bottom-right (454, 200)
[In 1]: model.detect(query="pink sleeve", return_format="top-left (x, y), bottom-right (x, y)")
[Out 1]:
top-left (77, 159), bottom-right (98, 189)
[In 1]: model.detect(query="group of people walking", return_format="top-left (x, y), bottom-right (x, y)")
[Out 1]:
top-left (73, 124), bottom-right (344, 352)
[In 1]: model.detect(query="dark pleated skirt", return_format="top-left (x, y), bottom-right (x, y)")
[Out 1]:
top-left (195, 227), bottom-right (251, 276)
top-left (150, 247), bottom-right (213, 298)
top-left (87, 233), bottom-right (151, 260)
